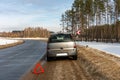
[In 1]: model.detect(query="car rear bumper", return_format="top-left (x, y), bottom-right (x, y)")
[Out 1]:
top-left (47, 49), bottom-right (77, 57)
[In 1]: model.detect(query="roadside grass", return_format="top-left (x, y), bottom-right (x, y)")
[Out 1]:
top-left (78, 46), bottom-right (120, 80)
top-left (0, 40), bottom-right (24, 49)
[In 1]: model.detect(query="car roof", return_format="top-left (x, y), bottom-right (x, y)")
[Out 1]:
top-left (50, 33), bottom-right (71, 35)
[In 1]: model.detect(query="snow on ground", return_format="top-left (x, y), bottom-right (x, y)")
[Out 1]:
top-left (76, 41), bottom-right (120, 57)
top-left (0, 37), bottom-right (48, 46)
top-left (0, 38), bottom-right (19, 45)
top-left (12, 37), bottom-right (48, 40)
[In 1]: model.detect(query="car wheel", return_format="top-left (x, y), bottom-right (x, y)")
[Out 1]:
top-left (73, 55), bottom-right (77, 60)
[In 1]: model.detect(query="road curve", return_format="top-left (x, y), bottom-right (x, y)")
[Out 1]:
top-left (0, 40), bottom-right (47, 80)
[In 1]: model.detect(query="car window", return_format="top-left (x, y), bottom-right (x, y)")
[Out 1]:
top-left (48, 34), bottom-right (73, 43)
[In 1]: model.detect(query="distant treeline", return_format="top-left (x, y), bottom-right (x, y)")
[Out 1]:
top-left (79, 21), bottom-right (120, 42)
top-left (0, 27), bottom-right (50, 38)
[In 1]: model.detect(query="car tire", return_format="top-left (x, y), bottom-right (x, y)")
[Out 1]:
top-left (73, 55), bottom-right (77, 60)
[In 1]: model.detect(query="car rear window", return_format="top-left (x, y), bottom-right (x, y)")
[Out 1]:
top-left (48, 34), bottom-right (73, 43)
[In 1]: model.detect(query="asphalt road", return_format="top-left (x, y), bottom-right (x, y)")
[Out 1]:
top-left (0, 40), bottom-right (47, 80)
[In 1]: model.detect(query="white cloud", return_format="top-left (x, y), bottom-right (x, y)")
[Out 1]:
top-left (0, 14), bottom-right (61, 32)
top-left (0, 0), bottom-right (73, 32)
top-left (0, 15), bottom-right (38, 25)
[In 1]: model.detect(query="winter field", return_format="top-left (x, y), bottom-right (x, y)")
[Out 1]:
top-left (77, 41), bottom-right (120, 57)
top-left (0, 37), bottom-right (120, 57)
top-left (0, 37), bottom-right (48, 46)
top-left (0, 37), bottom-right (20, 45)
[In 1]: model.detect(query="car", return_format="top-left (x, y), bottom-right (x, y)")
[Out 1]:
top-left (47, 33), bottom-right (77, 61)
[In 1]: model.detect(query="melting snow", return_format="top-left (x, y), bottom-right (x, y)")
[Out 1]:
top-left (0, 38), bottom-right (19, 45)
top-left (77, 41), bottom-right (120, 57)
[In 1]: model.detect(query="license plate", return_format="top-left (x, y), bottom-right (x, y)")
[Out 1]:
top-left (56, 53), bottom-right (68, 56)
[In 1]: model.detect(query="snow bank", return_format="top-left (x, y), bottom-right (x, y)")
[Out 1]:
top-left (0, 38), bottom-right (19, 45)
top-left (77, 41), bottom-right (120, 57)
top-left (12, 38), bottom-right (48, 40)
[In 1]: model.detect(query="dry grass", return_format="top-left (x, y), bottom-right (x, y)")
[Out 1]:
top-left (0, 40), bottom-right (24, 49)
top-left (78, 46), bottom-right (120, 80)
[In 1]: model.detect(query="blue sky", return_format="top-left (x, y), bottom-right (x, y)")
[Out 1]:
top-left (0, 0), bottom-right (74, 32)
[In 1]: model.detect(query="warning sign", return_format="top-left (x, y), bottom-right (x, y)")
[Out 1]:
top-left (76, 30), bottom-right (81, 35)
top-left (32, 63), bottom-right (44, 75)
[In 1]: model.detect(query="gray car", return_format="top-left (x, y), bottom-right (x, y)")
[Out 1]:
top-left (47, 33), bottom-right (77, 61)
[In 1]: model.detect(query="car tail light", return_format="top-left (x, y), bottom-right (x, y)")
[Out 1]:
top-left (74, 45), bottom-right (76, 48)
